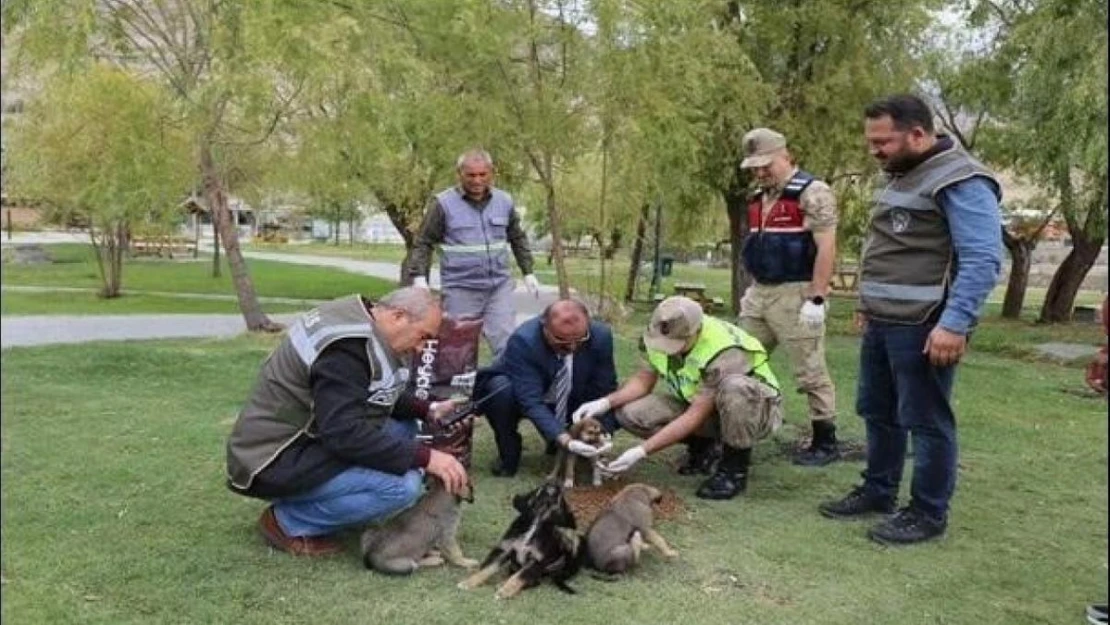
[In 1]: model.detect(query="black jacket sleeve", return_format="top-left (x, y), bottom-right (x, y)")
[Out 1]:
top-left (308, 337), bottom-right (419, 475)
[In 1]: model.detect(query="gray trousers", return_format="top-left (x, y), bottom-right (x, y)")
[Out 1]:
top-left (443, 278), bottom-right (517, 359)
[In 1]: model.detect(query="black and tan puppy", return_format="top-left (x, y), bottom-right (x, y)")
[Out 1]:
top-left (549, 417), bottom-right (611, 488)
top-left (360, 476), bottom-right (477, 575)
top-left (457, 480), bottom-right (582, 599)
top-left (585, 483), bottom-right (679, 575)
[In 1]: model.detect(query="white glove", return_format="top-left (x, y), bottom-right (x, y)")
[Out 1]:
top-left (412, 276), bottom-right (429, 290)
top-left (799, 299), bottom-right (826, 329)
top-left (523, 274), bottom-right (540, 297)
top-left (566, 439), bottom-right (602, 458)
top-left (572, 397), bottom-right (611, 423)
top-left (601, 445), bottom-right (646, 475)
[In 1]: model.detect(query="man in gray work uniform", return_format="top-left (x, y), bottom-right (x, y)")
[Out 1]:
top-left (408, 149), bottom-right (540, 358)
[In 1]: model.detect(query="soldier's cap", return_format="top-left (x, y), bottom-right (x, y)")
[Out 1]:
top-left (740, 128), bottom-right (787, 169)
top-left (643, 296), bottom-right (704, 355)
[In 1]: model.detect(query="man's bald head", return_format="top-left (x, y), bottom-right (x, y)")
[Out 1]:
top-left (542, 299), bottom-right (591, 353)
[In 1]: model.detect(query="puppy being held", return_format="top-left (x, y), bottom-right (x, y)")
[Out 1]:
top-left (585, 483), bottom-right (679, 576)
top-left (360, 475), bottom-right (477, 575)
top-left (550, 417), bottom-right (612, 488)
top-left (457, 480), bottom-right (581, 599)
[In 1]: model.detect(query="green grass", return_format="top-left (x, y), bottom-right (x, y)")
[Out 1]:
top-left (248, 240), bottom-right (411, 264)
top-left (1, 243), bottom-right (396, 303)
top-left (0, 291), bottom-right (311, 316)
top-left (245, 241), bottom-right (1105, 308)
top-left (2, 325), bottom-right (1106, 624)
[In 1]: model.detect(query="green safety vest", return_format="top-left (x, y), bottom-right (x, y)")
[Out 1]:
top-left (644, 316), bottom-right (779, 403)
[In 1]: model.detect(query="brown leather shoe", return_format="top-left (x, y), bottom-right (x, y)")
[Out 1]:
top-left (258, 506), bottom-right (342, 556)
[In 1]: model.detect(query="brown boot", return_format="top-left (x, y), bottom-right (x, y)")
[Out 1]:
top-left (258, 506), bottom-right (342, 556)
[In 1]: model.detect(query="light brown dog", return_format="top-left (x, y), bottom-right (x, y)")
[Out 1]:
top-left (549, 417), bottom-right (611, 488)
top-left (360, 476), bottom-right (477, 575)
top-left (584, 483), bottom-right (679, 575)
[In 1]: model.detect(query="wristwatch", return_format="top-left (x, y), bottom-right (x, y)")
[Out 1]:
top-left (808, 295), bottom-right (825, 306)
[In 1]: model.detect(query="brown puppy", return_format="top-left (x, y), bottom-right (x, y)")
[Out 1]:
top-left (360, 476), bottom-right (477, 575)
top-left (549, 418), bottom-right (611, 488)
top-left (584, 483), bottom-right (679, 575)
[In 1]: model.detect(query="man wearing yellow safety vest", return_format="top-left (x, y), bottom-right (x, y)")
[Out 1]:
top-left (574, 296), bottom-right (783, 500)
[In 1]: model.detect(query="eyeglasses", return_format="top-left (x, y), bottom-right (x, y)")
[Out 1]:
top-left (542, 324), bottom-right (591, 349)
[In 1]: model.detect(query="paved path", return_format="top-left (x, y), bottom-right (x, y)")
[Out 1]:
top-left (1, 233), bottom-right (559, 347)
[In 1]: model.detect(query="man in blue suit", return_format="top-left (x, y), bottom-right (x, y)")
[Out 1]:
top-left (473, 299), bottom-right (619, 477)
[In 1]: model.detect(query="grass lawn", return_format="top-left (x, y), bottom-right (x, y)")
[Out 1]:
top-left (1, 244), bottom-right (396, 311)
top-left (243, 241), bottom-right (1106, 308)
top-left (1, 322), bottom-right (1106, 624)
top-left (0, 291), bottom-right (311, 316)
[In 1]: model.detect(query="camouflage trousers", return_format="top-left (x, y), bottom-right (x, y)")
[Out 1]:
top-left (615, 375), bottom-right (783, 450)
top-left (739, 281), bottom-right (836, 422)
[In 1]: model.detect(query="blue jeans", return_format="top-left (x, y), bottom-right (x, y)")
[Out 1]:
top-left (857, 321), bottom-right (958, 521)
top-left (272, 420), bottom-right (424, 538)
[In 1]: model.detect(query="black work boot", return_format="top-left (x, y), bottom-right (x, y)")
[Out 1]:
top-left (818, 485), bottom-right (896, 519)
top-left (696, 446), bottom-right (750, 500)
top-left (793, 420), bottom-right (841, 467)
top-left (867, 506), bottom-right (947, 545)
top-left (677, 436), bottom-right (720, 476)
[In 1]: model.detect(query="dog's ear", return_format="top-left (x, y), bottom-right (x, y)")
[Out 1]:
top-left (512, 487), bottom-right (538, 514)
top-left (554, 497), bottom-right (577, 530)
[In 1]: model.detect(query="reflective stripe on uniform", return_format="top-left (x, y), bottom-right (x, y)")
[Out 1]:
top-left (860, 281), bottom-right (945, 302)
top-left (440, 241), bottom-right (509, 253)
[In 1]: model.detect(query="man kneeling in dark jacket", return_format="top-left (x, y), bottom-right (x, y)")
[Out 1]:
top-left (225, 288), bottom-right (468, 556)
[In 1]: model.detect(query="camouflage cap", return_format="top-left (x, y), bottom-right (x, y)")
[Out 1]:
top-left (643, 296), bottom-right (704, 355)
top-left (740, 128), bottom-right (787, 169)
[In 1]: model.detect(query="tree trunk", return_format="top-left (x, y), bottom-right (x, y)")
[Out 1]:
top-left (199, 142), bottom-right (278, 332)
top-left (625, 202), bottom-right (650, 302)
top-left (383, 202), bottom-right (419, 286)
top-left (1001, 227), bottom-right (1036, 319)
top-left (724, 186), bottom-right (752, 315)
top-left (545, 182), bottom-right (571, 299)
top-left (1038, 235), bottom-right (1102, 323)
top-left (211, 216), bottom-right (221, 278)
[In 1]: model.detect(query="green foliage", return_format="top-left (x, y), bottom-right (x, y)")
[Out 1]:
top-left (5, 65), bottom-right (190, 230)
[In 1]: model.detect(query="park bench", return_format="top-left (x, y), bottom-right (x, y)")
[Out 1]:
top-left (672, 282), bottom-right (723, 313)
top-left (131, 236), bottom-right (197, 259)
top-left (831, 262), bottom-right (859, 292)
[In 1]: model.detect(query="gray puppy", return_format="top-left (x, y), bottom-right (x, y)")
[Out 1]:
top-left (360, 476), bottom-right (478, 575)
top-left (585, 483), bottom-right (679, 575)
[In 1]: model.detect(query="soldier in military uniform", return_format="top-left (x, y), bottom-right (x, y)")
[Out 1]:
top-left (226, 287), bottom-right (469, 556)
top-left (575, 296), bottom-right (783, 501)
top-left (409, 149), bottom-right (540, 359)
top-left (735, 127), bottom-right (841, 468)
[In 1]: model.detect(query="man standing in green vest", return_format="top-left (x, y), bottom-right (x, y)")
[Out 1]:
top-left (819, 94), bottom-right (1002, 545)
top-left (575, 296), bottom-right (783, 500)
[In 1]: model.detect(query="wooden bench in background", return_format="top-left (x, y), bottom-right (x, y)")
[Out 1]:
top-left (131, 236), bottom-right (197, 259)
top-left (831, 263), bottom-right (860, 292)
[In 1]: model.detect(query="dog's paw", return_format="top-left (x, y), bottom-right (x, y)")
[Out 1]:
top-left (662, 548), bottom-right (680, 559)
top-left (562, 479), bottom-right (574, 489)
top-left (457, 557), bottom-right (480, 570)
top-left (457, 579), bottom-right (476, 591)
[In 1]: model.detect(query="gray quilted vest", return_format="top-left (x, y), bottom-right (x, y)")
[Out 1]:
top-left (225, 295), bottom-right (408, 491)
top-left (859, 143), bottom-right (1000, 324)
top-left (437, 186), bottom-right (514, 289)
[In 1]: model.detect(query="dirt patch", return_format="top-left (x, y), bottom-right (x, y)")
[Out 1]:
top-left (564, 479), bottom-right (686, 528)
top-left (770, 435), bottom-right (867, 462)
